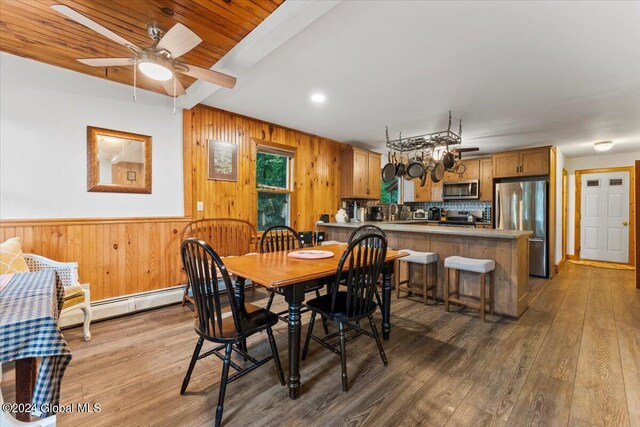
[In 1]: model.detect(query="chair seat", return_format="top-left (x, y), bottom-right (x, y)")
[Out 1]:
top-left (399, 250), bottom-right (437, 265)
top-left (196, 303), bottom-right (279, 341)
top-left (305, 292), bottom-right (377, 322)
top-left (444, 256), bottom-right (495, 273)
top-left (62, 284), bottom-right (85, 309)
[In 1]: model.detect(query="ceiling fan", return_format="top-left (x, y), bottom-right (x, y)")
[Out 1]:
top-left (51, 4), bottom-right (236, 98)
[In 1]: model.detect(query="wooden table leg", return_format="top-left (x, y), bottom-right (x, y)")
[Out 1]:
top-left (282, 284), bottom-right (306, 399)
top-left (382, 262), bottom-right (394, 340)
top-left (15, 357), bottom-right (36, 422)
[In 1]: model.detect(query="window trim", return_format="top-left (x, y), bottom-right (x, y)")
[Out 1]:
top-left (253, 139), bottom-right (297, 230)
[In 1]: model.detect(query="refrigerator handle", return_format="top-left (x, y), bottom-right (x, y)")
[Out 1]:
top-left (495, 186), bottom-right (500, 228)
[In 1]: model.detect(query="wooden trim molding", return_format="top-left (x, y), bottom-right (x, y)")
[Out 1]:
top-left (0, 216), bottom-right (191, 227)
top-left (574, 166), bottom-right (636, 267)
top-left (562, 168), bottom-right (568, 262)
top-left (636, 160), bottom-right (639, 288)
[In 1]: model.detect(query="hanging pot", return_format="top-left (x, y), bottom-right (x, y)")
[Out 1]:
top-left (431, 162), bottom-right (445, 183)
top-left (381, 151), bottom-right (396, 183)
top-left (394, 152), bottom-right (406, 178)
top-left (442, 150), bottom-right (455, 170)
top-left (406, 152), bottom-right (425, 179)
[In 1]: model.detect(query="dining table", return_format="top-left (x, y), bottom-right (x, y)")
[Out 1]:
top-left (223, 243), bottom-right (406, 399)
top-left (0, 270), bottom-right (72, 422)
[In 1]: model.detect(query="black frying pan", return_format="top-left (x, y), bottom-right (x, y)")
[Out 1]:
top-left (406, 152), bottom-right (425, 179)
top-left (431, 162), bottom-right (445, 183)
top-left (381, 152), bottom-right (396, 183)
top-left (394, 153), bottom-right (406, 178)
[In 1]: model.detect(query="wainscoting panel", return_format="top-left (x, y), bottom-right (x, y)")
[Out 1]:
top-left (0, 217), bottom-right (190, 301)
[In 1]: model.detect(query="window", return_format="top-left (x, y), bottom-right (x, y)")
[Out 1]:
top-left (256, 145), bottom-right (294, 231)
top-left (381, 177), bottom-right (400, 204)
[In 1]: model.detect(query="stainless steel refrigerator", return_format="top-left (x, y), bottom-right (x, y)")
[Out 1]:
top-left (494, 179), bottom-right (548, 277)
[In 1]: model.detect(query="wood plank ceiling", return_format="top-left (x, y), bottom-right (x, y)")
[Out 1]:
top-left (0, 0), bottom-right (284, 95)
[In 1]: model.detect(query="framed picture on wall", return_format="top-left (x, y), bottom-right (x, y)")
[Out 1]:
top-left (207, 140), bottom-right (237, 181)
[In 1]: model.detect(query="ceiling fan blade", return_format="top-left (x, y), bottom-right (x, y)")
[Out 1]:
top-left (157, 23), bottom-right (202, 59)
top-left (51, 4), bottom-right (140, 53)
top-left (179, 65), bottom-right (236, 89)
top-left (160, 78), bottom-right (186, 96)
top-left (77, 58), bottom-right (134, 67)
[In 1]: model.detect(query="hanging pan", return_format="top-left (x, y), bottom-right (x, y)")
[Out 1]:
top-left (394, 152), bottom-right (406, 178)
top-left (431, 162), bottom-right (445, 183)
top-left (406, 152), bottom-right (425, 179)
top-left (381, 151), bottom-right (396, 183)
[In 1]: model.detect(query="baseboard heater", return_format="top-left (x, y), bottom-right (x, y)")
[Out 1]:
top-left (59, 281), bottom-right (255, 329)
top-left (58, 284), bottom-right (186, 329)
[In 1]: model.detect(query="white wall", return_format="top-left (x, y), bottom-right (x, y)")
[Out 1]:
top-left (565, 150), bottom-right (640, 255)
top-left (0, 53), bottom-right (184, 219)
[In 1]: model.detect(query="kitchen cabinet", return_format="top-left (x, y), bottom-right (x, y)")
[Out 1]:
top-left (340, 147), bottom-right (381, 199)
top-left (479, 158), bottom-right (493, 201)
top-left (432, 180), bottom-right (443, 202)
top-left (443, 159), bottom-right (480, 182)
top-left (414, 178), bottom-right (432, 202)
top-left (367, 152), bottom-right (381, 199)
top-left (492, 147), bottom-right (551, 178)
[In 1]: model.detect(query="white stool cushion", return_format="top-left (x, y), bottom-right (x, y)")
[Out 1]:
top-left (399, 250), bottom-right (437, 265)
top-left (444, 256), bottom-right (495, 273)
top-left (321, 240), bottom-right (344, 246)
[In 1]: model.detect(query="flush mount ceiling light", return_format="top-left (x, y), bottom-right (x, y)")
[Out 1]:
top-left (594, 141), bottom-right (614, 152)
top-left (310, 93), bottom-right (326, 103)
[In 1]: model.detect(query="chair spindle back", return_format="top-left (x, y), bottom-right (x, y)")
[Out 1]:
top-left (181, 238), bottom-right (241, 339)
top-left (332, 233), bottom-right (387, 318)
top-left (259, 225), bottom-right (303, 253)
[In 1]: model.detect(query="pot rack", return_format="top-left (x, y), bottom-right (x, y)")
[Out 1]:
top-left (385, 111), bottom-right (462, 153)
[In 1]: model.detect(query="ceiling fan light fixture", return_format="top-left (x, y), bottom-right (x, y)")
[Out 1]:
top-left (593, 140), bottom-right (613, 152)
top-left (138, 60), bottom-right (173, 81)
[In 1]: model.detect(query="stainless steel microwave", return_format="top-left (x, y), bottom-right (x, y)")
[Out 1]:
top-left (442, 180), bottom-right (479, 200)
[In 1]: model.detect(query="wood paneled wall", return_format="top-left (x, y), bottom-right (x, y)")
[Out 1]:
top-left (0, 217), bottom-right (189, 301)
top-left (0, 105), bottom-right (346, 301)
top-left (184, 105), bottom-right (345, 231)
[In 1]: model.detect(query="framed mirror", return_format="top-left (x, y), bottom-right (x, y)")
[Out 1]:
top-left (87, 126), bottom-right (152, 194)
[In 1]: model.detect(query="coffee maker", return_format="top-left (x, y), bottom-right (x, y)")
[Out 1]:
top-left (369, 206), bottom-right (384, 221)
top-left (427, 207), bottom-right (441, 221)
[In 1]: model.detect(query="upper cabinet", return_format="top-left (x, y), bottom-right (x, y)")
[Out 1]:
top-left (444, 159), bottom-right (480, 182)
top-left (493, 147), bottom-right (551, 178)
top-left (340, 147), bottom-right (381, 199)
top-left (414, 177), bottom-right (432, 202)
top-left (479, 158), bottom-right (493, 201)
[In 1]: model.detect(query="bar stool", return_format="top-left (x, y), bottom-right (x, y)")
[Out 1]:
top-left (396, 250), bottom-right (438, 305)
top-left (444, 256), bottom-right (495, 322)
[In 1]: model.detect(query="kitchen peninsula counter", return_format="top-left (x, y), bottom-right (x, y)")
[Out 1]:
top-left (318, 222), bottom-right (532, 317)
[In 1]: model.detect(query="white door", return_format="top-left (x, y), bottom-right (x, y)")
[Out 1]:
top-left (580, 171), bottom-right (630, 263)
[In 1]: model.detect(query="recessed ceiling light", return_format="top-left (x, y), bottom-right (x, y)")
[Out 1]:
top-left (311, 93), bottom-right (326, 103)
top-left (594, 141), bottom-right (613, 152)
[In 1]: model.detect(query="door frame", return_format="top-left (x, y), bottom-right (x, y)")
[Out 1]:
top-left (562, 168), bottom-right (568, 264)
top-left (575, 166), bottom-right (636, 267)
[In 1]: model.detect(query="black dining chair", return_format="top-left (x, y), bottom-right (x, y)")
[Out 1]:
top-left (347, 224), bottom-right (386, 315)
top-left (259, 226), bottom-right (327, 329)
top-left (347, 224), bottom-right (387, 243)
top-left (301, 233), bottom-right (389, 392)
top-left (180, 238), bottom-right (285, 427)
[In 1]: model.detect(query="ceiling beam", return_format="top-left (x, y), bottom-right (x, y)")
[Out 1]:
top-left (177, 0), bottom-right (341, 109)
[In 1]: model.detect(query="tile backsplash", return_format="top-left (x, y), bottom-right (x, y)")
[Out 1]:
top-left (407, 200), bottom-right (493, 222)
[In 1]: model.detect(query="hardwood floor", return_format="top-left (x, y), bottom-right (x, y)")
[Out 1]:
top-left (2, 264), bottom-right (638, 426)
